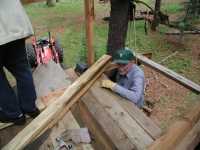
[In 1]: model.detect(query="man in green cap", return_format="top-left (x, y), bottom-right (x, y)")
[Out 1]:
top-left (101, 48), bottom-right (144, 108)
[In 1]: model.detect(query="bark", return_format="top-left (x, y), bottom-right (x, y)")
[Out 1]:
top-left (107, 0), bottom-right (130, 56)
top-left (46, 0), bottom-right (56, 7)
top-left (151, 0), bottom-right (162, 31)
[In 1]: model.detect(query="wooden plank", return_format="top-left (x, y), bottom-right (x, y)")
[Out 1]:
top-left (67, 69), bottom-right (136, 150)
top-left (148, 102), bottom-right (200, 150)
top-left (80, 94), bottom-right (137, 150)
top-left (136, 54), bottom-right (200, 93)
top-left (101, 72), bottom-right (161, 140)
top-left (77, 100), bottom-right (115, 150)
top-left (116, 97), bottom-right (162, 140)
top-left (90, 79), bottom-right (154, 150)
top-left (84, 0), bottom-right (95, 65)
top-left (32, 63), bottom-right (110, 144)
top-left (3, 55), bottom-right (111, 150)
top-left (176, 119), bottom-right (200, 150)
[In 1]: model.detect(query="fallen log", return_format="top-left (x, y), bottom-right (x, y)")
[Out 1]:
top-left (148, 102), bottom-right (200, 150)
top-left (3, 55), bottom-right (111, 150)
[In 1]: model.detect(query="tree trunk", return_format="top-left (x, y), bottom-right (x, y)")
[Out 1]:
top-left (151, 0), bottom-right (162, 31)
top-left (46, 0), bottom-right (56, 7)
top-left (107, 0), bottom-right (130, 56)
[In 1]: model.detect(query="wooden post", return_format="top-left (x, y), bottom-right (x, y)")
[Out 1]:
top-left (84, 0), bottom-right (95, 66)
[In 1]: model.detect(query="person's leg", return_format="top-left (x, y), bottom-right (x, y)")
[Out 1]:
top-left (4, 39), bottom-right (38, 114)
top-left (0, 44), bottom-right (24, 124)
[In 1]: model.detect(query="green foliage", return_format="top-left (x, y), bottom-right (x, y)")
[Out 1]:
top-left (178, 20), bottom-right (192, 31)
top-left (185, 0), bottom-right (200, 18)
top-left (60, 25), bottom-right (86, 66)
top-left (185, 92), bottom-right (200, 102)
top-left (161, 3), bottom-right (183, 14)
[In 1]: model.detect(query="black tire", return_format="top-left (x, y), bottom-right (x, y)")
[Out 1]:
top-left (26, 43), bottom-right (37, 68)
top-left (54, 38), bottom-right (64, 63)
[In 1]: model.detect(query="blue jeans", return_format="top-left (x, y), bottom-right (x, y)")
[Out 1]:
top-left (0, 39), bottom-right (37, 118)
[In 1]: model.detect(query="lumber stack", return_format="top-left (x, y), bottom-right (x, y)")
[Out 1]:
top-left (2, 55), bottom-right (111, 150)
top-left (67, 69), bottom-right (162, 150)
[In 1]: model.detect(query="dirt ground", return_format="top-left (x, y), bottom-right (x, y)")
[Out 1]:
top-left (143, 65), bottom-right (200, 131)
top-left (146, 0), bottom-right (200, 131)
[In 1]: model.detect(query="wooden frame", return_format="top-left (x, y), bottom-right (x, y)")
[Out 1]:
top-left (136, 54), bottom-right (200, 93)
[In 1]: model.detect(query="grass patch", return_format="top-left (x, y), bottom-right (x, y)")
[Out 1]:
top-left (94, 23), bottom-right (108, 60)
top-left (25, 0), bottom-right (84, 33)
top-left (162, 3), bottom-right (183, 14)
top-left (164, 57), bottom-right (191, 73)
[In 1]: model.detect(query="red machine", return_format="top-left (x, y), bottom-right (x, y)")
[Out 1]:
top-left (32, 32), bottom-right (59, 65)
top-left (26, 32), bottom-right (63, 68)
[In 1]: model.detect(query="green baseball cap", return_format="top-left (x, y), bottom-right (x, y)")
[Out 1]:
top-left (113, 48), bottom-right (135, 64)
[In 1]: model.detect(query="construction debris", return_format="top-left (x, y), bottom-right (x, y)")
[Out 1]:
top-left (61, 128), bottom-right (91, 145)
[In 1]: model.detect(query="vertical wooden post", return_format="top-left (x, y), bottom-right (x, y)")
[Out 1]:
top-left (84, 0), bottom-right (95, 66)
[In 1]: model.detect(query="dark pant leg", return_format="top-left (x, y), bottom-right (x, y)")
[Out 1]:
top-left (4, 39), bottom-right (37, 113)
top-left (0, 45), bottom-right (22, 118)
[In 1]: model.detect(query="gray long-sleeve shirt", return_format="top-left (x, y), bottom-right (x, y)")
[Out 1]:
top-left (113, 64), bottom-right (144, 108)
top-left (0, 0), bottom-right (33, 45)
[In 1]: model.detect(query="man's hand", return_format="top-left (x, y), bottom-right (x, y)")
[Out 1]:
top-left (101, 80), bottom-right (116, 90)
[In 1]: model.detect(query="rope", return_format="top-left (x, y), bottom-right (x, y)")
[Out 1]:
top-left (127, 1), bottom-right (139, 64)
top-left (133, 18), bottom-right (138, 64)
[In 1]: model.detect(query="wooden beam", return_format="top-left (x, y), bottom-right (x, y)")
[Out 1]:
top-left (90, 79), bottom-right (154, 149)
top-left (84, 0), bottom-right (95, 66)
top-left (67, 69), bottom-right (136, 150)
top-left (176, 119), bottom-right (200, 150)
top-left (77, 100), bottom-right (116, 150)
top-left (116, 97), bottom-right (162, 140)
top-left (136, 54), bottom-right (200, 93)
top-left (3, 55), bottom-right (111, 150)
top-left (148, 102), bottom-right (200, 150)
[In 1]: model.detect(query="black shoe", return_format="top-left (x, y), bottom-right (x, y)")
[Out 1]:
top-left (0, 112), bottom-right (26, 125)
top-left (25, 108), bottom-right (40, 118)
